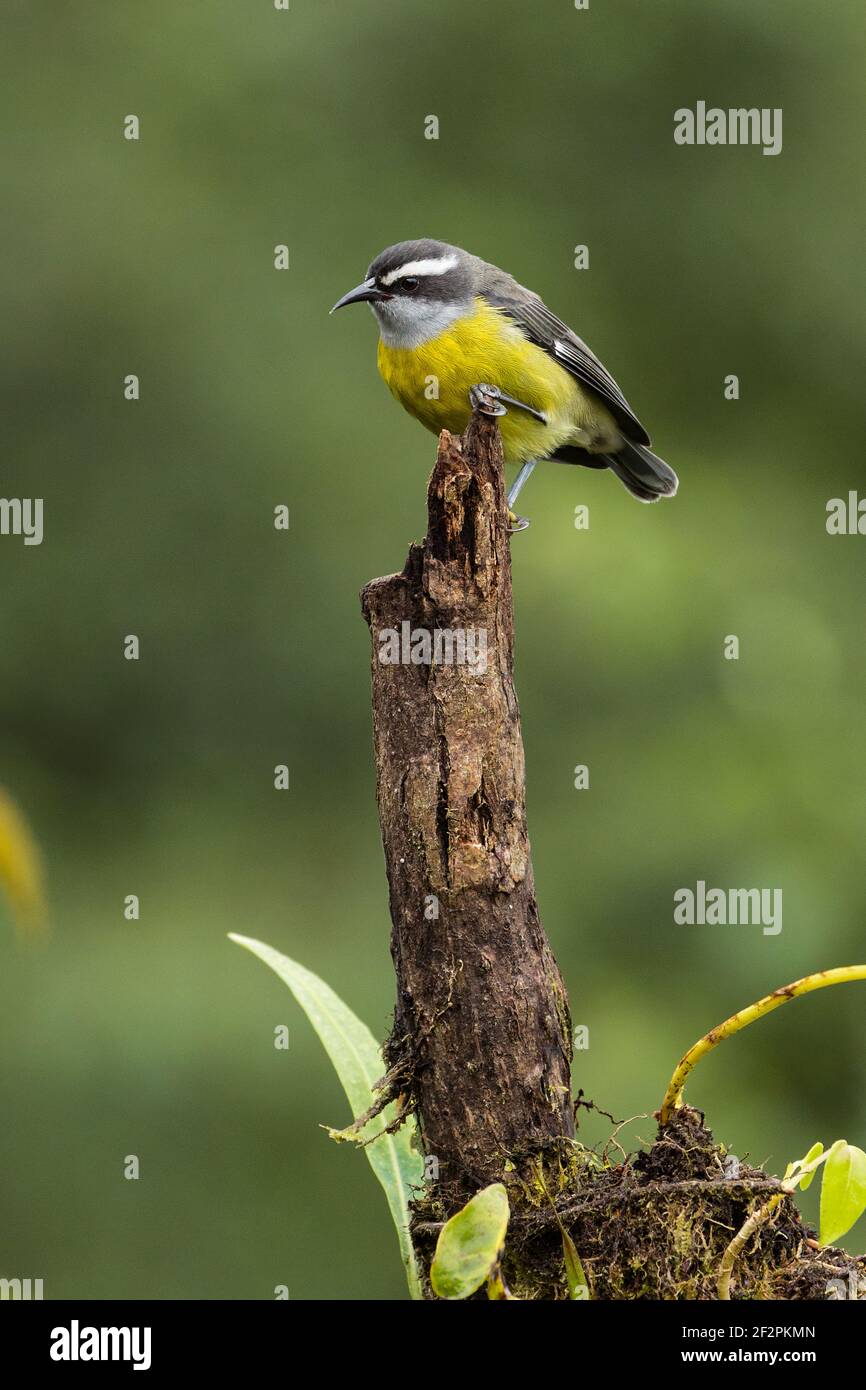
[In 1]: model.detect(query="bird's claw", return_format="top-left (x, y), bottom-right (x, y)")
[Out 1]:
top-left (469, 383), bottom-right (508, 417)
top-left (507, 510), bottom-right (531, 533)
top-left (469, 384), bottom-right (547, 424)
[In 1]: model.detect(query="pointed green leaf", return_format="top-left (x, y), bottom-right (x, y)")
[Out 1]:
top-left (430, 1183), bottom-right (510, 1300)
top-left (562, 1228), bottom-right (590, 1300)
top-left (229, 933), bottom-right (424, 1298)
top-left (796, 1141), bottom-right (824, 1192)
top-left (819, 1142), bottom-right (866, 1246)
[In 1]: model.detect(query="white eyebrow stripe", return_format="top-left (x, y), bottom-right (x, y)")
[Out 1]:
top-left (379, 254), bottom-right (459, 286)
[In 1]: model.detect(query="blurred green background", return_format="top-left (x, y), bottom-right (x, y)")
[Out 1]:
top-left (1, 0), bottom-right (864, 1299)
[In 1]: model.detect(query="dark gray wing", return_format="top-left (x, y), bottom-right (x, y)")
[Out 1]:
top-left (483, 284), bottom-right (651, 446)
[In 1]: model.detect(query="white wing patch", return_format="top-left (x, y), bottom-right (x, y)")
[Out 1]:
top-left (380, 254), bottom-right (459, 286)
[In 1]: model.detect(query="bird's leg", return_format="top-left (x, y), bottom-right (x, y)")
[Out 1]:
top-left (468, 383), bottom-right (547, 424)
top-left (467, 386), bottom-right (542, 532)
top-left (506, 459), bottom-right (537, 533)
top-left (507, 459), bottom-right (537, 509)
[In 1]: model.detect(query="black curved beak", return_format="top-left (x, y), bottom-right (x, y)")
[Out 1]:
top-left (329, 277), bottom-right (388, 313)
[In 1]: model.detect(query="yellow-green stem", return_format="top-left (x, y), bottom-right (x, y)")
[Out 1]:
top-left (660, 965), bottom-right (866, 1125)
top-left (716, 1150), bottom-right (830, 1299)
top-left (717, 1193), bottom-right (784, 1300)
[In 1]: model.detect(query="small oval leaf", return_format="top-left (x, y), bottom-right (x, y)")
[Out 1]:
top-left (430, 1183), bottom-right (510, 1300)
top-left (820, 1143), bottom-right (866, 1246)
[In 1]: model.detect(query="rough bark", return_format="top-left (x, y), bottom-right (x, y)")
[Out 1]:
top-left (361, 411), bottom-right (573, 1208)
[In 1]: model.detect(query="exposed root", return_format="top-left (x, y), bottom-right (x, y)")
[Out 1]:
top-left (325, 1055), bottom-right (416, 1146)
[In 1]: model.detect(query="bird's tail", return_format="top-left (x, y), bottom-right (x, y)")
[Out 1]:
top-left (604, 441), bottom-right (679, 503)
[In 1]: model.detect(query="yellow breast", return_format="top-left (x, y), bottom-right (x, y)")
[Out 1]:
top-left (376, 298), bottom-right (604, 465)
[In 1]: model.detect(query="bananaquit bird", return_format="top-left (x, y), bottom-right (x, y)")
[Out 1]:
top-left (331, 238), bottom-right (678, 528)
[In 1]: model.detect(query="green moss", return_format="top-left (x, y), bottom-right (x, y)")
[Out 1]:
top-left (411, 1106), bottom-right (866, 1300)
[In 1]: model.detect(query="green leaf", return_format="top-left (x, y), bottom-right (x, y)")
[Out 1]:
top-left (0, 787), bottom-right (47, 937)
top-left (562, 1228), bottom-right (590, 1300)
top-left (819, 1142), bottom-right (866, 1246)
top-left (795, 1141), bottom-right (824, 1191)
top-left (430, 1183), bottom-right (510, 1300)
top-left (229, 933), bottom-right (424, 1298)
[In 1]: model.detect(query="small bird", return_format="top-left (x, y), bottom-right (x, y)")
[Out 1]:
top-left (331, 238), bottom-right (678, 527)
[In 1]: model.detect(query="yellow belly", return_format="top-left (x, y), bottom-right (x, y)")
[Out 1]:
top-left (376, 298), bottom-right (618, 465)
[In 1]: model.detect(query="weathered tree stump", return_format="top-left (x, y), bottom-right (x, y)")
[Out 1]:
top-left (361, 411), bottom-right (573, 1208)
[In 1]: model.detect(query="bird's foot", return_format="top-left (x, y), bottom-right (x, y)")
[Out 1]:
top-left (469, 383), bottom-right (547, 424)
top-left (469, 383), bottom-right (507, 417)
top-left (507, 509), bottom-right (531, 533)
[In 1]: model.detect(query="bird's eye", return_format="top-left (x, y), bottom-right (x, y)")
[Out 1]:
top-left (401, 277), bottom-right (420, 293)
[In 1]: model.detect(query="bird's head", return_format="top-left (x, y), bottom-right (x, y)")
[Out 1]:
top-left (330, 239), bottom-right (476, 346)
